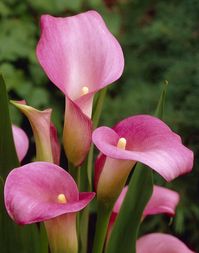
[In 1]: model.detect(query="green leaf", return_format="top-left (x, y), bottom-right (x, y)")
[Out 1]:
top-left (0, 74), bottom-right (19, 179)
top-left (106, 165), bottom-right (153, 253)
top-left (155, 80), bottom-right (168, 119)
top-left (0, 75), bottom-right (44, 253)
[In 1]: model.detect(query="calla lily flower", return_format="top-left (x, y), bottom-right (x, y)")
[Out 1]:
top-left (113, 185), bottom-right (180, 219)
top-left (11, 101), bottom-right (60, 164)
top-left (12, 125), bottom-right (29, 162)
top-left (36, 10), bottom-right (124, 166)
top-left (4, 162), bottom-right (95, 253)
top-left (93, 115), bottom-right (193, 204)
top-left (136, 233), bottom-right (195, 253)
top-left (108, 185), bottom-right (179, 237)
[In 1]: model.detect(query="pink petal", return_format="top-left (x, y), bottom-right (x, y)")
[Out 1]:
top-left (113, 185), bottom-right (179, 217)
top-left (63, 96), bottom-right (92, 166)
top-left (93, 115), bottom-right (193, 181)
top-left (4, 162), bottom-right (95, 224)
top-left (94, 153), bottom-right (106, 190)
top-left (50, 123), bottom-right (61, 165)
top-left (112, 186), bottom-right (128, 214)
top-left (143, 185), bottom-right (180, 217)
top-left (136, 233), bottom-right (195, 253)
top-left (36, 11), bottom-right (124, 100)
top-left (12, 125), bottom-right (29, 162)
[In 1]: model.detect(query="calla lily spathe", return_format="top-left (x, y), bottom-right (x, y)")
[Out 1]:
top-left (12, 125), bottom-right (29, 162)
top-left (93, 115), bottom-right (193, 204)
top-left (11, 101), bottom-right (60, 164)
top-left (108, 185), bottom-right (179, 237)
top-left (36, 10), bottom-right (124, 166)
top-left (113, 185), bottom-right (180, 219)
top-left (4, 162), bottom-right (95, 253)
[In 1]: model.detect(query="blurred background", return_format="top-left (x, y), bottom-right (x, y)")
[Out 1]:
top-left (0, 0), bottom-right (198, 251)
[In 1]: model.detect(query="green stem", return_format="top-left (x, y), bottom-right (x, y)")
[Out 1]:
top-left (93, 88), bottom-right (107, 129)
top-left (68, 163), bottom-right (80, 187)
top-left (40, 223), bottom-right (49, 253)
top-left (79, 157), bottom-right (91, 253)
top-left (87, 144), bottom-right (94, 191)
top-left (79, 88), bottom-right (107, 253)
top-left (79, 206), bottom-right (89, 253)
top-left (92, 201), bottom-right (112, 253)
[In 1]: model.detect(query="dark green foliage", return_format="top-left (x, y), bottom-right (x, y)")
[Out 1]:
top-left (0, 0), bottom-right (198, 251)
top-left (0, 75), bottom-right (19, 179)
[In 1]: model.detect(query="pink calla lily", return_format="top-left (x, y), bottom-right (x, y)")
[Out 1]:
top-left (143, 185), bottom-right (180, 217)
top-left (11, 101), bottom-right (60, 164)
top-left (113, 185), bottom-right (180, 218)
top-left (93, 115), bottom-right (193, 203)
top-left (12, 125), bottom-right (29, 162)
top-left (4, 162), bottom-right (95, 253)
top-left (108, 185), bottom-right (179, 237)
top-left (36, 11), bottom-right (124, 166)
top-left (136, 233), bottom-right (195, 253)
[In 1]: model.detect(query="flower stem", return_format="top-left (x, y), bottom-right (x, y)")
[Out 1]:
top-left (79, 206), bottom-right (89, 253)
top-left (92, 87), bottom-right (107, 129)
top-left (92, 201), bottom-right (112, 253)
top-left (79, 88), bottom-right (107, 253)
top-left (68, 163), bottom-right (80, 186)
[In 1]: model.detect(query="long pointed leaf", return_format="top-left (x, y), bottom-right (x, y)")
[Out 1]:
top-left (0, 74), bottom-right (19, 179)
top-left (155, 80), bottom-right (168, 119)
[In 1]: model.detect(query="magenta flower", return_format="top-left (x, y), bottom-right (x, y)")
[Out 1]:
top-left (113, 185), bottom-right (180, 219)
top-left (108, 185), bottom-right (179, 237)
top-left (36, 11), bottom-right (124, 166)
top-left (93, 115), bottom-right (193, 203)
top-left (4, 162), bottom-right (95, 253)
top-left (136, 233), bottom-right (195, 253)
top-left (12, 125), bottom-right (29, 162)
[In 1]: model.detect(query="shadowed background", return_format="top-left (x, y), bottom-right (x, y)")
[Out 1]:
top-left (0, 0), bottom-right (198, 252)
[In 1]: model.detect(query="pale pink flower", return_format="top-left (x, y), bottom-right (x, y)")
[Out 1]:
top-left (36, 11), bottom-right (124, 166)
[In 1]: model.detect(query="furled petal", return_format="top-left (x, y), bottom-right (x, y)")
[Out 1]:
top-left (136, 233), bottom-right (195, 253)
top-left (12, 125), bottom-right (29, 162)
top-left (11, 101), bottom-right (60, 163)
top-left (36, 11), bottom-right (124, 100)
top-left (50, 123), bottom-right (61, 165)
top-left (4, 162), bottom-right (95, 225)
top-left (113, 185), bottom-right (179, 217)
top-left (93, 115), bottom-right (193, 182)
top-left (63, 96), bottom-right (92, 166)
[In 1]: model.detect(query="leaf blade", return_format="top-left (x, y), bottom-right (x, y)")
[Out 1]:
top-left (0, 74), bottom-right (19, 179)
